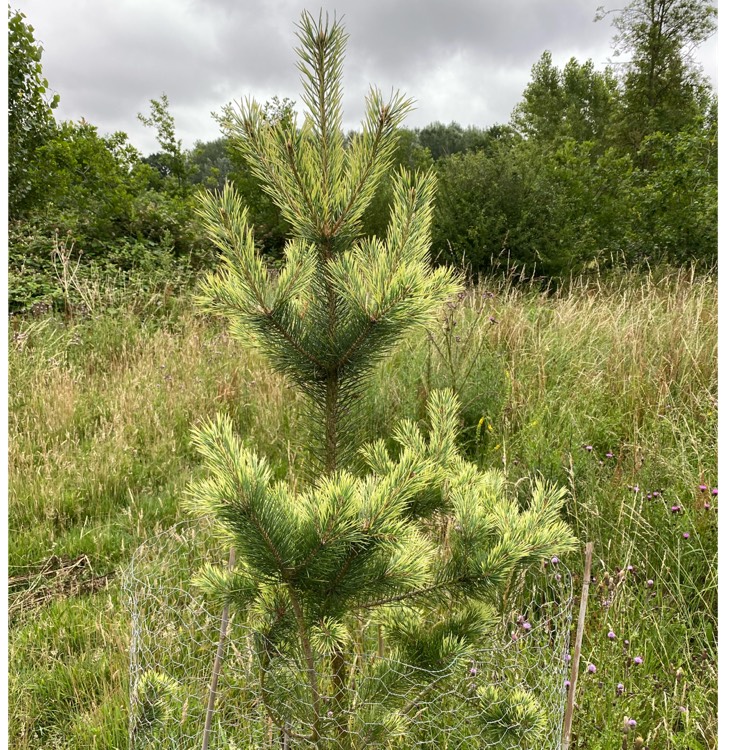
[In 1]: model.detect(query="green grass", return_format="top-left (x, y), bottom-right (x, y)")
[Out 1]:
top-left (8, 267), bottom-right (717, 749)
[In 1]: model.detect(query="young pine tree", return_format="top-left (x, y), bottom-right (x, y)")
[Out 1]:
top-left (185, 11), bottom-right (576, 748)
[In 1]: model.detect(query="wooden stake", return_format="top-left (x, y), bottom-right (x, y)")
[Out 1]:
top-left (562, 541), bottom-right (594, 750)
top-left (202, 547), bottom-right (236, 750)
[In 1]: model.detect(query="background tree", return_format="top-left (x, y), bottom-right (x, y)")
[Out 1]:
top-left (597, 0), bottom-right (717, 150)
top-left (138, 94), bottom-right (191, 193)
top-left (431, 142), bottom-right (528, 273)
top-left (416, 121), bottom-right (491, 160)
top-left (186, 138), bottom-right (233, 190)
top-left (511, 52), bottom-right (620, 149)
top-left (8, 6), bottom-right (60, 218)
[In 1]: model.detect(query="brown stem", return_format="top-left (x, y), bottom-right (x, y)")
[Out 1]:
top-left (288, 590), bottom-right (322, 742)
top-left (562, 542), bottom-right (594, 750)
top-left (324, 370), bottom-right (340, 474)
top-left (331, 647), bottom-right (350, 743)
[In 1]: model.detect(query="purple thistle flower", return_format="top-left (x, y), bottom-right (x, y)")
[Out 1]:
top-left (647, 579), bottom-right (654, 588)
top-left (627, 565), bottom-right (634, 572)
top-left (564, 679), bottom-right (571, 689)
top-left (587, 663), bottom-right (597, 674)
top-left (523, 621), bottom-right (532, 631)
top-left (606, 452), bottom-right (614, 458)
top-left (327, 711), bottom-right (334, 718)
top-left (469, 667), bottom-right (478, 676)
top-left (634, 656), bottom-right (643, 665)
top-left (652, 491), bottom-right (661, 497)
top-left (711, 487), bottom-right (718, 496)
top-left (608, 630), bottom-right (616, 640)
top-left (616, 683), bottom-right (625, 695)
top-left (671, 505), bottom-right (681, 513)
top-left (633, 485), bottom-right (640, 493)
top-left (555, 573), bottom-right (562, 581)
top-left (563, 653), bottom-right (571, 663)
top-left (628, 719), bottom-right (637, 728)
top-left (603, 599), bottom-right (612, 608)
top-left (647, 493), bottom-right (652, 499)
top-left (699, 484), bottom-right (707, 492)
top-left (585, 445), bottom-right (593, 452)
top-left (551, 556), bottom-right (559, 565)
top-left (683, 532), bottom-right (690, 539)
top-left (704, 502), bottom-right (711, 510)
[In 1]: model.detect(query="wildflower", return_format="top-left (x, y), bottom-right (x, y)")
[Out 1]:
top-left (704, 502), bottom-right (711, 510)
top-left (646, 579), bottom-right (654, 588)
top-left (633, 656), bottom-right (643, 665)
top-left (633, 485), bottom-right (640, 493)
top-left (555, 574), bottom-right (562, 581)
top-left (522, 622), bottom-right (532, 631)
top-left (563, 653), bottom-right (571, 663)
top-left (671, 505), bottom-right (681, 513)
top-left (608, 630), bottom-right (616, 640)
top-left (550, 556), bottom-right (559, 565)
top-left (634, 737), bottom-right (644, 750)
top-left (585, 445), bottom-right (593, 452)
top-left (327, 711), bottom-right (334, 718)
top-left (652, 490), bottom-right (661, 497)
top-left (587, 664), bottom-right (597, 674)
top-left (628, 719), bottom-right (637, 728)
top-left (678, 705), bottom-right (687, 713)
top-left (616, 683), bottom-right (625, 695)
top-left (564, 679), bottom-right (571, 689)
top-left (627, 565), bottom-right (634, 572)
top-left (469, 667), bottom-right (477, 677)
top-left (647, 493), bottom-right (652, 499)
top-left (683, 532), bottom-right (690, 539)
top-left (606, 451), bottom-right (614, 458)
top-left (603, 599), bottom-right (612, 608)
top-left (675, 667), bottom-right (684, 681)
top-left (699, 484), bottom-right (707, 492)
top-left (711, 487), bottom-right (718, 496)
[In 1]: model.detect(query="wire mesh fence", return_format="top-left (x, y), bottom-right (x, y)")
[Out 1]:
top-left (125, 520), bottom-right (574, 749)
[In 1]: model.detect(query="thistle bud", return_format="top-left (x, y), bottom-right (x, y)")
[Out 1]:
top-left (634, 736), bottom-right (644, 749)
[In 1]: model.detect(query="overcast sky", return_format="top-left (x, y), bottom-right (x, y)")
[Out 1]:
top-left (13, 0), bottom-right (717, 155)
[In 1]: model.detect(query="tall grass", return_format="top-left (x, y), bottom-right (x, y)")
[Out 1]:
top-left (8, 267), bottom-right (717, 749)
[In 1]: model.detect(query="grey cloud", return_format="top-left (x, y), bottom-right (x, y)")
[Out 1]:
top-left (14, 0), bottom-right (716, 154)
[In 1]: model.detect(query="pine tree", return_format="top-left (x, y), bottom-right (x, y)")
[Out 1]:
top-left (185, 11), bottom-right (576, 748)
top-left (197, 10), bottom-right (457, 474)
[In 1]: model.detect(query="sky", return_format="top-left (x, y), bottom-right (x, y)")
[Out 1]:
top-left (12, 0), bottom-right (718, 156)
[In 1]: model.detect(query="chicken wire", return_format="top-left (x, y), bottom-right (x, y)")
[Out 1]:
top-left (125, 520), bottom-right (574, 750)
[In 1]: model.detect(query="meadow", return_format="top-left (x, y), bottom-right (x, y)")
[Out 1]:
top-left (8, 267), bottom-right (717, 749)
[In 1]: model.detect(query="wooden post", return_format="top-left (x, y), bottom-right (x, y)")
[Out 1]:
top-left (202, 547), bottom-right (236, 750)
top-left (562, 542), bottom-right (594, 750)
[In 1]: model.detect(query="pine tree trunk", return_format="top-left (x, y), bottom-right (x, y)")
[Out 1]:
top-left (324, 371), bottom-right (340, 474)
